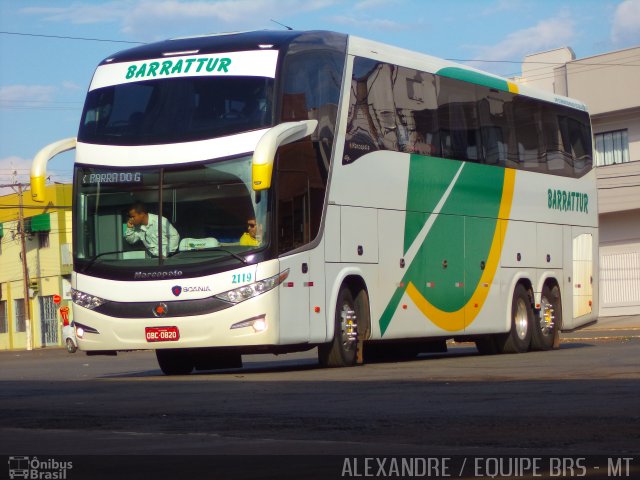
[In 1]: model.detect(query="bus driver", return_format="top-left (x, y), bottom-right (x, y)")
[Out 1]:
top-left (125, 202), bottom-right (180, 257)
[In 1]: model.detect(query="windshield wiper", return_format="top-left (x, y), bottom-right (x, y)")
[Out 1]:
top-left (80, 249), bottom-right (131, 272)
top-left (180, 247), bottom-right (248, 264)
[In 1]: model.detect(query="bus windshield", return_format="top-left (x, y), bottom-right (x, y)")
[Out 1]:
top-left (78, 76), bottom-right (274, 145)
top-left (74, 156), bottom-right (268, 273)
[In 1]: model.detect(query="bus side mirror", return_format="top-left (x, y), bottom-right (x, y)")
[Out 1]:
top-left (30, 137), bottom-right (77, 202)
top-left (252, 120), bottom-right (317, 191)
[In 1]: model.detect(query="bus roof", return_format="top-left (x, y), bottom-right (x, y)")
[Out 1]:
top-left (100, 30), bottom-right (340, 65)
top-left (100, 29), bottom-right (588, 113)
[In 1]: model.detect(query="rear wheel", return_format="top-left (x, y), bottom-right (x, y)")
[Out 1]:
top-left (499, 284), bottom-right (533, 353)
top-left (531, 284), bottom-right (561, 351)
top-left (156, 349), bottom-right (194, 375)
top-left (318, 287), bottom-right (360, 367)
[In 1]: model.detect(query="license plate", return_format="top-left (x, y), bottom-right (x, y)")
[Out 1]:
top-left (145, 326), bottom-right (180, 342)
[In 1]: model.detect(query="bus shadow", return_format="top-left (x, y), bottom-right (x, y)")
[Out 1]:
top-left (100, 340), bottom-right (595, 379)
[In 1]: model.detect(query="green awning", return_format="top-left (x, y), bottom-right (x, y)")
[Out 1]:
top-left (30, 213), bottom-right (51, 232)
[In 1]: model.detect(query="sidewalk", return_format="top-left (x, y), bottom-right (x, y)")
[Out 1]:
top-left (562, 315), bottom-right (640, 340)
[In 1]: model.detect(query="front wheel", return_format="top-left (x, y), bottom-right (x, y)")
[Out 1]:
top-left (65, 338), bottom-right (77, 353)
top-left (318, 287), bottom-right (360, 367)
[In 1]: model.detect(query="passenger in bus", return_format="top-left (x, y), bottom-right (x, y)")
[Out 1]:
top-left (239, 217), bottom-right (260, 246)
top-left (125, 202), bottom-right (180, 257)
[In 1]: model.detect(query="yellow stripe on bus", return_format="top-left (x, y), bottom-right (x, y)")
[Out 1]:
top-left (405, 168), bottom-right (516, 332)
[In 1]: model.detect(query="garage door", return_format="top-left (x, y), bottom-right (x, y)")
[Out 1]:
top-left (600, 243), bottom-right (640, 314)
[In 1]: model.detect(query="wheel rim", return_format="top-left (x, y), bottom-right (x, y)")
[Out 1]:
top-left (339, 302), bottom-right (357, 352)
top-left (515, 298), bottom-right (529, 340)
top-left (539, 296), bottom-right (555, 336)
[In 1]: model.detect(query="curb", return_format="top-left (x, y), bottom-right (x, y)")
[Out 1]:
top-left (561, 327), bottom-right (640, 341)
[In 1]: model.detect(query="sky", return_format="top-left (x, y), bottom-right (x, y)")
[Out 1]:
top-left (1, 0), bottom-right (639, 195)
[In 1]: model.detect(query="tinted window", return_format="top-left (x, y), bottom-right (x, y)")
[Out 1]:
top-left (78, 76), bottom-right (274, 145)
top-left (275, 38), bottom-right (346, 254)
top-left (437, 76), bottom-right (481, 162)
top-left (344, 57), bottom-right (593, 178)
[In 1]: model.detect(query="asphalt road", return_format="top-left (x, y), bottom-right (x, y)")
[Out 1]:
top-left (1, 336), bottom-right (639, 461)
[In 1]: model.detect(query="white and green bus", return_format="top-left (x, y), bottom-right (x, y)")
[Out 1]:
top-left (31, 31), bottom-right (597, 374)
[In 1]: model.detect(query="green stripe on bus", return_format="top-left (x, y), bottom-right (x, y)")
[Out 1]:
top-left (403, 156), bottom-right (459, 254)
top-left (437, 67), bottom-right (510, 92)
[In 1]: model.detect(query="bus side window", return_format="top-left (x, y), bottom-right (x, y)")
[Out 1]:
top-left (276, 141), bottom-right (325, 255)
top-left (280, 47), bottom-right (344, 171)
top-left (558, 111), bottom-right (593, 177)
top-left (513, 97), bottom-right (543, 171)
top-left (477, 88), bottom-right (510, 168)
top-left (436, 76), bottom-right (481, 163)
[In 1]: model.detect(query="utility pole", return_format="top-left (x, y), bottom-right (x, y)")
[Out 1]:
top-left (1, 174), bottom-right (34, 351)
top-left (13, 175), bottom-right (33, 350)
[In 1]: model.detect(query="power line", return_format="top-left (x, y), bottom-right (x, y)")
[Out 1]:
top-left (514, 52), bottom-right (640, 82)
top-left (505, 54), bottom-right (640, 80)
top-left (0, 105), bottom-right (80, 111)
top-left (450, 57), bottom-right (640, 68)
top-left (1, 29), bottom-right (638, 69)
top-left (0, 30), bottom-right (145, 45)
top-left (598, 184), bottom-right (640, 190)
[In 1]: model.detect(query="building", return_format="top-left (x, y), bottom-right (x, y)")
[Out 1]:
top-left (0, 184), bottom-right (73, 350)
top-left (516, 46), bottom-right (640, 316)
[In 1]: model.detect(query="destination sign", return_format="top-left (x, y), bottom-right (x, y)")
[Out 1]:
top-left (82, 172), bottom-right (143, 185)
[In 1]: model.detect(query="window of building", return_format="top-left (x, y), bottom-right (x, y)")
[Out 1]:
top-left (38, 232), bottom-right (50, 249)
top-left (0, 301), bottom-right (7, 334)
top-left (14, 300), bottom-right (26, 332)
top-left (595, 129), bottom-right (629, 166)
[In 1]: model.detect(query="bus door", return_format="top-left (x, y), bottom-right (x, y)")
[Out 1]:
top-left (571, 229), bottom-right (595, 326)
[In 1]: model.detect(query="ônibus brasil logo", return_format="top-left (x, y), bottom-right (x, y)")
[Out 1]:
top-left (8, 456), bottom-right (73, 479)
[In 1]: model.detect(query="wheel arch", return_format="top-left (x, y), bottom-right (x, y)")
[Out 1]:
top-left (535, 272), bottom-right (562, 305)
top-left (325, 268), bottom-right (372, 344)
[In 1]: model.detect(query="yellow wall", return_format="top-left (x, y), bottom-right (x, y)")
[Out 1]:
top-left (0, 184), bottom-right (73, 350)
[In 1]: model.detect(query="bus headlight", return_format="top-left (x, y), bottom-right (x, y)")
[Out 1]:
top-left (231, 314), bottom-right (267, 332)
top-left (215, 269), bottom-right (289, 304)
top-left (71, 288), bottom-right (106, 310)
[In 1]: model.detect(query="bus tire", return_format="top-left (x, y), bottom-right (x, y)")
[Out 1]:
top-left (531, 284), bottom-right (561, 351)
top-left (156, 349), bottom-right (194, 375)
top-left (318, 287), bottom-right (359, 367)
top-left (500, 284), bottom-right (533, 354)
top-left (65, 338), bottom-right (78, 354)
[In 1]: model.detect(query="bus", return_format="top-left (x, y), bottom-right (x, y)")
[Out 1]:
top-left (31, 30), bottom-right (597, 374)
